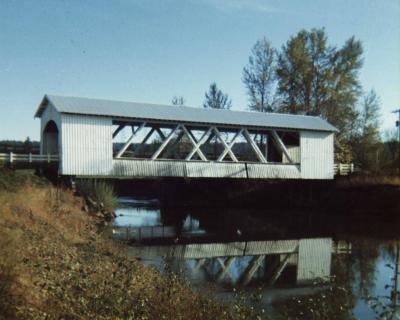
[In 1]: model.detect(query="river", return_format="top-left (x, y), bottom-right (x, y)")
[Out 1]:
top-left (112, 196), bottom-right (400, 319)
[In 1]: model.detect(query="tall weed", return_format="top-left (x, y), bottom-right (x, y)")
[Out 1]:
top-left (76, 179), bottom-right (117, 212)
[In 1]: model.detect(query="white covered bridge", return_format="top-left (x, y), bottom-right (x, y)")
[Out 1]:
top-left (34, 95), bottom-right (338, 180)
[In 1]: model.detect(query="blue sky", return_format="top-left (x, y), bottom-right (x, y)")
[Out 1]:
top-left (0, 0), bottom-right (399, 140)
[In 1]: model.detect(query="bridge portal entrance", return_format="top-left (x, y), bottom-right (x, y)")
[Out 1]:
top-left (42, 120), bottom-right (59, 155)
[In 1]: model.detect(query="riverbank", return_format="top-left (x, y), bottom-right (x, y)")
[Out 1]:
top-left (0, 169), bottom-right (264, 320)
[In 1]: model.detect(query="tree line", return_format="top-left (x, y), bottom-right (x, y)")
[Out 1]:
top-left (172, 28), bottom-right (398, 174)
top-left (0, 138), bottom-right (39, 154)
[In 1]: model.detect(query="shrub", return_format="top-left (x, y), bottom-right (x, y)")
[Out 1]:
top-left (76, 179), bottom-right (118, 212)
top-left (0, 168), bottom-right (25, 192)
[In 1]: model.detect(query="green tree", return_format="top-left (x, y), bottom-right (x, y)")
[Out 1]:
top-left (276, 28), bottom-right (363, 140)
top-left (351, 90), bottom-right (381, 171)
top-left (242, 38), bottom-right (277, 112)
top-left (203, 82), bottom-right (232, 109)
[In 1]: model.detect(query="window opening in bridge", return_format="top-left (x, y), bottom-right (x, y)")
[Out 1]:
top-left (112, 122), bottom-right (175, 159)
top-left (112, 121), bottom-right (300, 164)
top-left (42, 120), bottom-right (59, 155)
top-left (267, 131), bottom-right (300, 164)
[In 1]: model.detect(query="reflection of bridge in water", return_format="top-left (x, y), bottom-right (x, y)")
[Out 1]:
top-left (130, 238), bottom-right (351, 286)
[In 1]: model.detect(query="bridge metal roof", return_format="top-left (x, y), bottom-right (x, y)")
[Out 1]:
top-left (35, 94), bottom-right (338, 132)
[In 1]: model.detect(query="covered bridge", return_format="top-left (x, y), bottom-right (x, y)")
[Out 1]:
top-left (35, 95), bottom-right (337, 180)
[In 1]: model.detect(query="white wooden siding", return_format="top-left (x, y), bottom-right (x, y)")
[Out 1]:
top-left (60, 114), bottom-right (113, 175)
top-left (113, 160), bottom-right (301, 179)
top-left (297, 238), bottom-right (332, 284)
top-left (300, 131), bottom-right (334, 179)
top-left (40, 103), bottom-right (61, 155)
top-left (37, 103), bottom-right (335, 179)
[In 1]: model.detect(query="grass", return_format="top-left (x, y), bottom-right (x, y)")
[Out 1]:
top-left (0, 228), bottom-right (21, 319)
top-left (76, 179), bottom-right (118, 212)
top-left (0, 170), bottom-right (269, 319)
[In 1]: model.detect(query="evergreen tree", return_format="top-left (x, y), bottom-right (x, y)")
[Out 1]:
top-left (203, 83), bottom-right (232, 109)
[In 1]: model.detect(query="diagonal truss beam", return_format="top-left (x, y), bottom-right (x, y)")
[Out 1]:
top-left (270, 130), bottom-right (294, 164)
top-left (217, 257), bottom-right (235, 281)
top-left (116, 122), bottom-right (147, 158)
top-left (269, 246), bottom-right (299, 285)
top-left (243, 129), bottom-right (267, 163)
top-left (180, 125), bottom-right (208, 161)
top-left (212, 127), bottom-right (238, 162)
top-left (164, 130), bottom-right (185, 159)
top-left (131, 127), bottom-right (156, 158)
top-left (112, 124), bottom-right (125, 139)
top-left (242, 255), bottom-right (266, 286)
top-left (151, 125), bottom-right (180, 160)
top-left (217, 128), bottom-right (243, 162)
top-left (193, 258), bottom-right (206, 272)
top-left (156, 128), bottom-right (166, 140)
top-left (185, 127), bottom-right (213, 161)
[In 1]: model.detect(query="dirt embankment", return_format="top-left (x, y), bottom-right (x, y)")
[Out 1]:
top-left (0, 170), bottom-right (263, 320)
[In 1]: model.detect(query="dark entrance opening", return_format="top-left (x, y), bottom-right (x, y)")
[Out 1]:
top-left (42, 121), bottom-right (59, 155)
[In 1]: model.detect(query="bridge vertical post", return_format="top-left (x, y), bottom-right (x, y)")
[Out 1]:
top-left (9, 152), bottom-right (13, 164)
top-left (29, 153), bottom-right (32, 163)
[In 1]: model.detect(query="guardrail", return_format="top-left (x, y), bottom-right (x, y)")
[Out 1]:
top-left (0, 152), bottom-right (59, 164)
top-left (334, 163), bottom-right (354, 176)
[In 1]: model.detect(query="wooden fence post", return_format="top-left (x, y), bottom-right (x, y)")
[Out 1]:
top-left (9, 152), bottom-right (13, 164)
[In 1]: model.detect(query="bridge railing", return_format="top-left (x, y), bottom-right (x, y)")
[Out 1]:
top-left (0, 152), bottom-right (59, 164)
top-left (333, 163), bottom-right (354, 176)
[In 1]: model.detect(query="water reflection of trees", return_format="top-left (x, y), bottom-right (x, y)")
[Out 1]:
top-left (351, 238), bottom-right (380, 298)
top-left (367, 242), bottom-right (400, 320)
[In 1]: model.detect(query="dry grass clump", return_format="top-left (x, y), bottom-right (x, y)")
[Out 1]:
top-left (76, 179), bottom-right (118, 212)
top-left (0, 171), bottom-right (266, 320)
top-left (0, 228), bottom-right (22, 319)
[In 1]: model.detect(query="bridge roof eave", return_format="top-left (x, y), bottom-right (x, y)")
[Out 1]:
top-left (108, 116), bottom-right (335, 133)
top-left (34, 94), bottom-right (339, 133)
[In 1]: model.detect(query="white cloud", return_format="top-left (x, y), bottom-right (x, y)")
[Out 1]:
top-left (198, 0), bottom-right (279, 14)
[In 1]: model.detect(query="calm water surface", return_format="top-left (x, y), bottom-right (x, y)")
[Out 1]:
top-left (113, 197), bottom-right (400, 319)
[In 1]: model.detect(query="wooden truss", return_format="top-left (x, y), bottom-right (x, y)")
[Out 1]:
top-left (112, 121), bottom-right (296, 164)
top-left (190, 251), bottom-right (298, 286)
